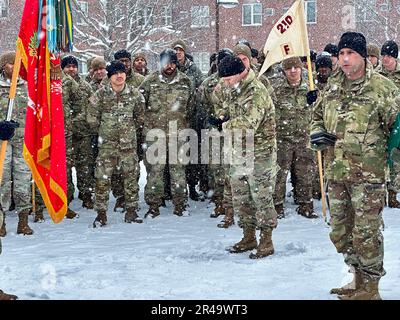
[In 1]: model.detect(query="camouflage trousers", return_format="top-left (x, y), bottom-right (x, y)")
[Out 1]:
top-left (230, 155), bottom-right (278, 230)
top-left (95, 148), bottom-right (139, 212)
top-left (328, 181), bottom-right (386, 280)
top-left (73, 133), bottom-right (95, 196)
top-left (0, 143), bottom-right (32, 213)
top-left (144, 159), bottom-right (187, 209)
top-left (209, 164), bottom-right (233, 209)
top-left (274, 140), bottom-right (314, 206)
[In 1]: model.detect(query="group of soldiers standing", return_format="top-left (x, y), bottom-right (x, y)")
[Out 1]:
top-left (1, 30), bottom-right (400, 300)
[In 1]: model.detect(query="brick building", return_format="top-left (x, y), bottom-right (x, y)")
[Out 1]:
top-left (1, 0), bottom-right (400, 74)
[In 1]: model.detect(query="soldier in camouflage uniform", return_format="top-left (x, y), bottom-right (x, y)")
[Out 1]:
top-left (367, 44), bottom-right (381, 70)
top-left (0, 120), bottom-right (19, 300)
top-left (61, 56), bottom-right (95, 210)
top-left (111, 50), bottom-right (145, 212)
top-left (88, 61), bottom-right (144, 227)
top-left (272, 57), bottom-right (317, 219)
top-left (379, 40), bottom-right (400, 208)
top-left (0, 52), bottom-right (34, 236)
top-left (133, 52), bottom-right (150, 76)
top-left (324, 43), bottom-right (339, 74)
top-left (311, 32), bottom-right (399, 300)
top-left (216, 55), bottom-right (278, 259)
top-left (172, 39), bottom-right (205, 201)
top-left (139, 49), bottom-right (192, 218)
top-left (199, 48), bottom-right (235, 228)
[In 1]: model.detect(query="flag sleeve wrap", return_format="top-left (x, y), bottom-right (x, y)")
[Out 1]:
top-left (18, 0), bottom-right (68, 223)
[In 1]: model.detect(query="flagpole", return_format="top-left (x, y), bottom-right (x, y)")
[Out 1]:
top-left (0, 48), bottom-right (22, 186)
top-left (300, 0), bottom-right (327, 222)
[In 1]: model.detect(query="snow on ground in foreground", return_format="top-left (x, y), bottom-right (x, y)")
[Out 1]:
top-left (1, 164), bottom-right (399, 300)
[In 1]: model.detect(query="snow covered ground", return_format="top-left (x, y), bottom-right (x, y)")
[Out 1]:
top-left (1, 164), bottom-right (399, 300)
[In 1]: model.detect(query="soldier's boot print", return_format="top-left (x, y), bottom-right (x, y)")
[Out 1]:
top-left (188, 184), bottom-right (199, 201)
top-left (81, 192), bottom-right (94, 210)
top-left (338, 277), bottom-right (381, 300)
top-left (249, 229), bottom-right (275, 259)
top-left (275, 204), bottom-right (285, 219)
top-left (0, 289), bottom-right (18, 300)
top-left (114, 196), bottom-right (126, 212)
top-left (17, 210), bottom-right (34, 235)
top-left (66, 208), bottom-right (78, 219)
top-left (229, 226), bottom-right (257, 253)
top-left (145, 206), bottom-right (160, 219)
top-left (296, 202), bottom-right (318, 219)
top-left (93, 209), bottom-right (107, 228)
top-left (33, 208), bottom-right (45, 223)
top-left (124, 208), bottom-right (143, 224)
top-left (388, 190), bottom-right (400, 208)
top-left (210, 198), bottom-right (225, 218)
top-left (330, 268), bottom-right (362, 296)
top-left (217, 207), bottom-right (234, 228)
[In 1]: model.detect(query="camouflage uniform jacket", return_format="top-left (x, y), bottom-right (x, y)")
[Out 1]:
top-left (62, 74), bottom-right (79, 140)
top-left (139, 70), bottom-right (193, 135)
top-left (272, 74), bottom-right (310, 145)
top-left (68, 74), bottom-right (93, 137)
top-left (215, 69), bottom-right (277, 158)
top-left (87, 83), bottom-right (145, 152)
top-left (198, 72), bottom-right (220, 130)
top-left (126, 72), bottom-right (145, 88)
top-left (311, 66), bottom-right (399, 183)
top-left (379, 61), bottom-right (400, 88)
top-left (0, 75), bottom-right (27, 148)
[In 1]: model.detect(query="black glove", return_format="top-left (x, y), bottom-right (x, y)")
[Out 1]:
top-left (208, 116), bottom-right (229, 132)
top-left (310, 131), bottom-right (337, 150)
top-left (0, 120), bottom-right (20, 141)
top-left (306, 90), bottom-right (318, 105)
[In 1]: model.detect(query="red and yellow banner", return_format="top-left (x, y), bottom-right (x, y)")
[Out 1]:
top-left (18, 0), bottom-right (67, 223)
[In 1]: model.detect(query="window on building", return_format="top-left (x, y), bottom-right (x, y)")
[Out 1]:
top-left (305, 0), bottom-right (317, 24)
top-left (137, 6), bottom-right (153, 27)
top-left (163, 6), bottom-right (173, 26)
top-left (191, 6), bottom-right (210, 28)
top-left (0, 0), bottom-right (9, 18)
top-left (356, 0), bottom-right (375, 22)
top-left (75, 1), bottom-right (88, 25)
top-left (193, 52), bottom-right (210, 74)
top-left (242, 3), bottom-right (262, 26)
top-left (265, 8), bottom-right (274, 17)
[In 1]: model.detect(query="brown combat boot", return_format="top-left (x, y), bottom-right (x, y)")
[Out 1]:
top-left (210, 198), bottom-right (225, 218)
top-left (33, 209), bottom-right (45, 223)
top-left (65, 208), bottom-right (78, 219)
top-left (275, 204), bottom-right (284, 219)
top-left (93, 210), bottom-right (107, 228)
top-left (0, 289), bottom-right (18, 300)
top-left (17, 210), bottom-right (34, 235)
top-left (217, 207), bottom-right (234, 228)
top-left (144, 206), bottom-right (160, 219)
top-left (297, 202), bottom-right (318, 219)
top-left (113, 196), bottom-right (126, 212)
top-left (330, 267), bottom-right (363, 296)
top-left (0, 216), bottom-right (6, 237)
top-left (249, 229), bottom-right (275, 259)
top-left (388, 190), bottom-right (400, 208)
top-left (124, 208), bottom-right (143, 223)
top-left (229, 226), bottom-right (257, 253)
top-left (81, 193), bottom-right (94, 210)
top-left (338, 277), bottom-right (381, 300)
top-left (173, 204), bottom-right (188, 217)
